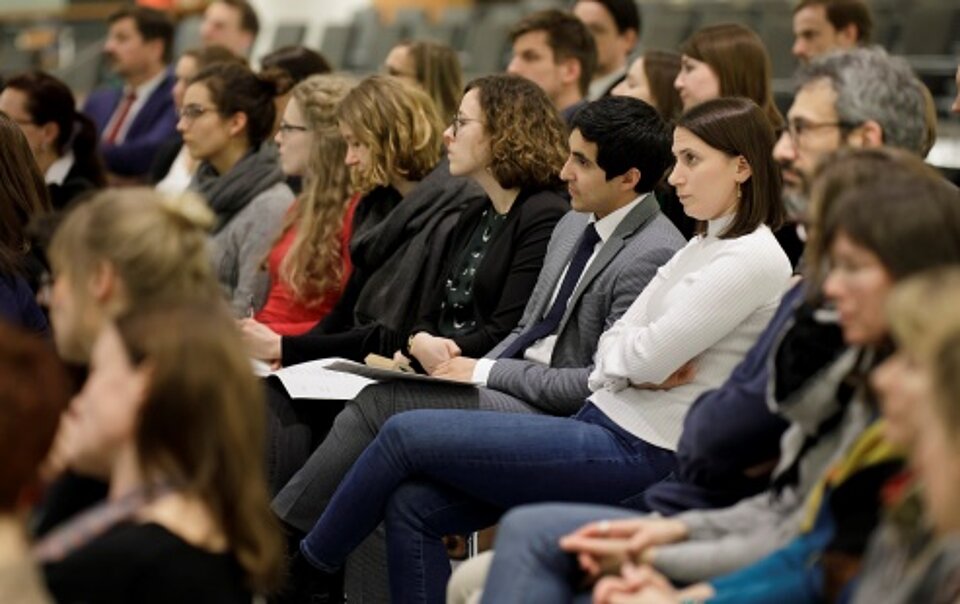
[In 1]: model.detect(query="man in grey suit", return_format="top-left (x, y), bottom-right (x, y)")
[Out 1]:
top-left (273, 96), bottom-right (684, 602)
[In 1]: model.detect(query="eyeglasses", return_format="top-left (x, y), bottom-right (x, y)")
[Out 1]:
top-left (278, 121), bottom-right (309, 135)
top-left (784, 117), bottom-right (859, 143)
top-left (177, 104), bottom-right (217, 122)
top-left (450, 115), bottom-right (481, 137)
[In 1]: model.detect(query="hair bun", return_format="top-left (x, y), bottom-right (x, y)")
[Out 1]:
top-left (157, 192), bottom-right (215, 231)
top-left (257, 68), bottom-right (287, 97)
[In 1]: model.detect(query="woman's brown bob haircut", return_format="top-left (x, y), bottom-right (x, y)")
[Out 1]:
top-left (463, 74), bottom-right (567, 191)
top-left (675, 97), bottom-right (785, 239)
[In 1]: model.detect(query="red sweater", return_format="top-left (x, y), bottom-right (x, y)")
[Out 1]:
top-left (255, 195), bottom-right (359, 336)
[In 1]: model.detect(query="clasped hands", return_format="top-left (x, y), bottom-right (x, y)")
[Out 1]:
top-left (556, 517), bottom-right (714, 603)
top-left (403, 332), bottom-right (478, 381)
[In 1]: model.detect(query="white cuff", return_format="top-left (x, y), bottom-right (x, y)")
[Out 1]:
top-left (471, 358), bottom-right (496, 387)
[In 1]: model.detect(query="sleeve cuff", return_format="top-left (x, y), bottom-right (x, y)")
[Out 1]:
top-left (472, 358), bottom-right (496, 387)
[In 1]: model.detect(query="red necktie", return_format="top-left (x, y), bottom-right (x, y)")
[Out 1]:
top-left (103, 91), bottom-right (137, 145)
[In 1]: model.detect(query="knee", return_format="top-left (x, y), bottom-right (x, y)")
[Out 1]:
top-left (384, 481), bottom-right (435, 534)
top-left (496, 504), bottom-right (580, 558)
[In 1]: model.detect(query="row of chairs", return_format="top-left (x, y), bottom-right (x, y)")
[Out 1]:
top-left (301, 0), bottom-right (960, 79)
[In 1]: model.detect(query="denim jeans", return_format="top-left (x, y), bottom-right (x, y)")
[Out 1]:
top-left (300, 403), bottom-right (676, 604)
top-left (481, 502), bottom-right (639, 604)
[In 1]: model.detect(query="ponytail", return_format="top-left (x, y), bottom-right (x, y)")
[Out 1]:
top-left (69, 111), bottom-right (107, 188)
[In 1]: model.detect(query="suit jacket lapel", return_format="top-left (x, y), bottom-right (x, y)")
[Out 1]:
top-left (556, 195), bottom-right (660, 332)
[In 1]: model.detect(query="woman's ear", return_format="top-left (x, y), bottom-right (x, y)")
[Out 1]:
top-left (735, 155), bottom-right (753, 184)
top-left (227, 112), bottom-right (249, 138)
top-left (89, 261), bottom-right (117, 304)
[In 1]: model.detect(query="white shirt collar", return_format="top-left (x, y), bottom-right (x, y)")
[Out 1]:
top-left (588, 65), bottom-right (628, 101)
top-left (45, 151), bottom-right (75, 186)
top-left (126, 69), bottom-right (167, 103)
top-left (590, 192), bottom-right (649, 243)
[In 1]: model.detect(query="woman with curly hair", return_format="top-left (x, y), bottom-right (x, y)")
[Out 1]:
top-left (290, 98), bottom-right (790, 603)
top-left (242, 74), bottom-right (568, 368)
top-left (252, 74), bottom-right (356, 336)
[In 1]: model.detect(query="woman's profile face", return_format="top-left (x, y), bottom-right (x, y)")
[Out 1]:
top-left (171, 55), bottom-right (199, 111)
top-left (49, 269), bottom-right (103, 365)
top-left (274, 98), bottom-right (313, 177)
top-left (912, 383), bottom-right (960, 535)
top-left (442, 89), bottom-right (491, 180)
top-left (612, 58), bottom-right (655, 108)
top-left (61, 324), bottom-right (150, 475)
top-left (339, 120), bottom-right (372, 176)
top-left (822, 231), bottom-right (894, 346)
top-left (668, 127), bottom-right (743, 222)
top-left (871, 349), bottom-right (934, 448)
top-left (177, 82), bottom-right (234, 162)
top-left (675, 55), bottom-right (720, 110)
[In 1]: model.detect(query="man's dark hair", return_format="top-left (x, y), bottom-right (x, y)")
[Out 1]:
top-left (793, 0), bottom-right (872, 43)
top-left (108, 6), bottom-right (175, 63)
top-left (217, 0), bottom-right (260, 38)
top-left (510, 9), bottom-right (597, 96)
top-left (570, 95), bottom-right (673, 194)
top-left (576, 0), bottom-right (641, 35)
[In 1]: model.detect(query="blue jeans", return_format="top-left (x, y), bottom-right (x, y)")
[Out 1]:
top-left (300, 403), bottom-right (676, 604)
top-left (481, 502), bottom-right (640, 604)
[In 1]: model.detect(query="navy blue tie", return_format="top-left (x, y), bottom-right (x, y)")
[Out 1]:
top-left (498, 224), bottom-right (601, 359)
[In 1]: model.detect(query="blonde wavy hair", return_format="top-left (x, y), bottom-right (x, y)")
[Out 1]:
top-left (48, 189), bottom-right (222, 362)
top-left (276, 74), bottom-right (355, 304)
top-left (887, 269), bottom-right (960, 438)
top-left (335, 75), bottom-right (443, 193)
top-left (464, 74), bottom-right (567, 190)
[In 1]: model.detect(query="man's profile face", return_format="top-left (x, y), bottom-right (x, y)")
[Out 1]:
top-left (201, 2), bottom-right (252, 56)
top-left (772, 78), bottom-right (846, 217)
top-left (792, 4), bottom-right (857, 64)
top-left (507, 30), bottom-right (565, 104)
top-left (573, 1), bottom-right (632, 76)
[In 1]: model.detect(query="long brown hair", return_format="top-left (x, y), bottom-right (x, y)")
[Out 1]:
top-left (277, 75), bottom-right (355, 303)
top-left (680, 23), bottom-right (784, 130)
top-left (402, 40), bottom-right (463, 125)
top-left (642, 50), bottom-right (683, 121)
top-left (0, 111), bottom-right (51, 274)
top-left (115, 302), bottom-right (285, 592)
top-left (0, 321), bottom-right (70, 511)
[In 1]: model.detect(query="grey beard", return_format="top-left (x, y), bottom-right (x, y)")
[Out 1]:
top-left (782, 190), bottom-right (808, 222)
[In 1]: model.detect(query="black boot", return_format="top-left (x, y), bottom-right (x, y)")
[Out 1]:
top-left (269, 523), bottom-right (344, 604)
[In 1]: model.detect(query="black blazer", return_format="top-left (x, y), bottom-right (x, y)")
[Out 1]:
top-left (48, 162), bottom-right (103, 211)
top-left (413, 187), bottom-right (569, 358)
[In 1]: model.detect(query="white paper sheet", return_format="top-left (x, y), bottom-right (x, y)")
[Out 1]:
top-left (266, 358), bottom-right (376, 400)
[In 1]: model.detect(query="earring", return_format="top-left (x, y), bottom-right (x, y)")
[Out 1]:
top-left (736, 182), bottom-right (742, 201)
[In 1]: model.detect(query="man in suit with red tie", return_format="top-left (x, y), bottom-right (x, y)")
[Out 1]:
top-left (82, 7), bottom-right (177, 184)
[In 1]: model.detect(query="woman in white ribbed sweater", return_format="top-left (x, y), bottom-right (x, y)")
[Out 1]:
top-left (290, 98), bottom-right (792, 603)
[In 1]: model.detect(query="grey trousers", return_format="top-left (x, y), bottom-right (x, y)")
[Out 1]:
top-left (269, 380), bottom-right (539, 603)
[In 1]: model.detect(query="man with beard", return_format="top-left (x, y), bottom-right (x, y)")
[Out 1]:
top-left (445, 49), bottom-right (930, 602)
top-left (82, 7), bottom-right (177, 184)
top-left (772, 47), bottom-right (928, 263)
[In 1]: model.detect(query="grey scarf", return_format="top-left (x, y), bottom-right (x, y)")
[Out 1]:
top-left (191, 143), bottom-right (284, 233)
